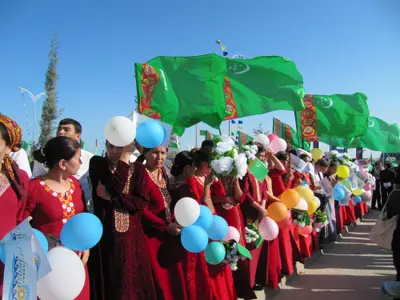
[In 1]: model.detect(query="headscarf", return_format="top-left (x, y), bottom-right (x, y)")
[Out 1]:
top-left (0, 114), bottom-right (22, 181)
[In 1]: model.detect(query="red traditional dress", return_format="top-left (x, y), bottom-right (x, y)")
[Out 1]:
top-left (24, 176), bottom-right (90, 300)
top-left (132, 163), bottom-right (188, 300)
top-left (0, 169), bottom-right (29, 296)
top-left (88, 158), bottom-right (157, 300)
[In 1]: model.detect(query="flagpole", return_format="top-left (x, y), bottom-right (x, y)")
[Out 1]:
top-left (228, 121), bottom-right (231, 137)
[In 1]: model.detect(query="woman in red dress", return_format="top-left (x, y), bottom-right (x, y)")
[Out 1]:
top-left (88, 142), bottom-right (157, 300)
top-left (0, 115), bottom-right (29, 296)
top-left (185, 150), bottom-right (237, 300)
top-left (24, 136), bottom-right (90, 300)
top-left (131, 146), bottom-right (188, 300)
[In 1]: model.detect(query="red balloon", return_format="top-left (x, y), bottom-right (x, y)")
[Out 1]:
top-left (267, 134), bottom-right (278, 142)
top-left (277, 210), bottom-right (292, 229)
top-left (297, 224), bottom-right (312, 236)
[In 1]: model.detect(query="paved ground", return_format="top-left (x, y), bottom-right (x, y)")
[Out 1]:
top-left (254, 210), bottom-right (396, 300)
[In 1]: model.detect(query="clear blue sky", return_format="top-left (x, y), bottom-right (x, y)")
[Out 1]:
top-left (1, 0), bottom-right (399, 157)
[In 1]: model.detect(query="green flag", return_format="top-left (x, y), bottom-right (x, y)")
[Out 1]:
top-left (273, 118), bottom-right (310, 151)
top-left (135, 54), bottom-right (305, 135)
top-left (249, 158), bottom-right (269, 182)
top-left (296, 93), bottom-right (370, 140)
top-left (320, 116), bottom-right (400, 153)
top-left (237, 131), bottom-right (253, 145)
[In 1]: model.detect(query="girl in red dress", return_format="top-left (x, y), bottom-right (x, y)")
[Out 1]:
top-left (24, 136), bottom-right (90, 300)
top-left (0, 115), bottom-right (29, 296)
top-left (131, 146), bottom-right (188, 300)
top-left (88, 142), bottom-right (157, 300)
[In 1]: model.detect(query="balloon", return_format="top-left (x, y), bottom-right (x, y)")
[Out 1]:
top-left (294, 198), bottom-right (308, 211)
top-left (337, 165), bottom-right (350, 178)
top-left (297, 225), bottom-right (312, 237)
top-left (269, 138), bottom-right (287, 153)
top-left (353, 188), bottom-right (365, 196)
top-left (206, 216), bottom-right (229, 241)
top-left (0, 245), bottom-right (4, 263)
top-left (277, 210), bottom-right (292, 229)
top-left (33, 229), bottom-right (49, 252)
top-left (174, 197), bottom-right (201, 227)
top-left (307, 200), bottom-right (319, 215)
top-left (136, 120), bottom-right (165, 148)
top-left (267, 134), bottom-right (278, 142)
top-left (259, 217), bottom-right (279, 241)
top-left (254, 134), bottom-right (270, 149)
top-left (205, 242), bottom-right (226, 265)
top-left (353, 195), bottom-right (362, 204)
top-left (294, 186), bottom-right (314, 203)
top-left (60, 213), bottom-right (103, 251)
top-left (364, 190), bottom-right (372, 199)
top-left (222, 226), bottom-right (241, 243)
top-left (364, 184), bottom-right (372, 191)
top-left (104, 116), bottom-right (136, 147)
top-left (181, 225), bottom-right (209, 253)
top-left (37, 247), bottom-right (85, 300)
top-left (313, 196), bottom-right (321, 208)
top-left (332, 186), bottom-right (345, 201)
top-left (267, 202), bottom-right (288, 222)
top-left (193, 205), bottom-right (213, 230)
top-left (280, 189), bottom-right (300, 209)
top-left (310, 148), bottom-right (323, 161)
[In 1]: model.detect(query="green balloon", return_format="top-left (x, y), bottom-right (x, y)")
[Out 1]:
top-left (205, 242), bottom-right (226, 265)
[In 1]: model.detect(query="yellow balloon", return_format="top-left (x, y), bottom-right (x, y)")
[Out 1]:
top-left (280, 189), bottom-right (300, 209)
top-left (337, 165), bottom-right (350, 178)
top-left (307, 200), bottom-right (318, 215)
top-left (267, 202), bottom-right (288, 222)
top-left (294, 186), bottom-right (314, 203)
top-left (353, 188), bottom-right (364, 196)
top-left (310, 148), bottom-right (323, 161)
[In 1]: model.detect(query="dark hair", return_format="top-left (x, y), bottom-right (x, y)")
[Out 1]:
top-left (299, 153), bottom-right (309, 161)
top-left (194, 149), bottom-right (211, 168)
top-left (316, 158), bottom-right (329, 167)
top-left (34, 136), bottom-right (81, 169)
top-left (385, 162), bottom-right (392, 169)
top-left (201, 140), bottom-right (214, 149)
top-left (170, 151), bottom-right (194, 177)
top-left (329, 161), bottom-right (339, 168)
top-left (256, 145), bottom-right (266, 155)
top-left (0, 123), bottom-right (11, 146)
top-left (276, 151), bottom-right (288, 161)
top-left (59, 118), bottom-right (82, 134)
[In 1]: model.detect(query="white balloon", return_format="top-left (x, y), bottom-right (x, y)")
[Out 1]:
top-left (253, 134), bottom-right (270, 149)
top-left (104, 116), bottom-right (136, 147)
top-left (313, 196), bottom-right (321, 209)
top-left (294, 198), bottom-right (308, 211)
top-left (174, 197), bottom-right (201, 227)
top-left (37, 247), bottom-right (85, 300)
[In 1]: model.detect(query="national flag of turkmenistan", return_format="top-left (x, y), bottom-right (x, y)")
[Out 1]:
top-left (295, 93), bottom-right (370, 141)
top-left (273, 118), bottom-right (310, 151)
top-left (237, 131), bottom-right (253, 145)
top-left (320, 116), bottom-right (400, 153)
top-left (135, 53), bottom-right (305, 135)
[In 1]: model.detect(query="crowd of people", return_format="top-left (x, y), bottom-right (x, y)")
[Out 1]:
top-left (1, 113), bottom-right (400, 300)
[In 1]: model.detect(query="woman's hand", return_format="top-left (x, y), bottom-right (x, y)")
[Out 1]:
top-left (96, 183), bottom-right (112, 201)
top-left (258, 207), bottom-right (268, 219)
top-left (205, 174), bottom-right (216, 187)
top-left (167, 222), bottom-right (182, 236)
top-left (78, 250), bottom-right (90, 265)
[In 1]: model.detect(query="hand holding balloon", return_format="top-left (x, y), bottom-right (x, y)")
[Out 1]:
top-left (167, 222), bottom-right (182, 236)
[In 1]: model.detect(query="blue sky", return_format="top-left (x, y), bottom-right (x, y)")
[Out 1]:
top-left (1, 0), bottom-right (399, 157)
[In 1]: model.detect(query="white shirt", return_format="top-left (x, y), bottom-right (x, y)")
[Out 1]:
top-left (10, 149), bottom-right (32, 178)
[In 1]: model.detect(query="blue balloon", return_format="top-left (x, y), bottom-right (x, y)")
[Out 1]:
top-left (33, 229), bottom-right (49, 252)
top-left (193, 205), bottom-right (213, 230)
top-left (205, 242), bottom-right (226, 265)
top-left (333, 186), bottom-right (345, 201)
top-left (181, 225), bottom-right (209, 253)
top-left (60, 213), bottom-right (103, 251)
top-left (0, 244), bottom-right (4, 263)
top-left (136, 120), bottom-right (165, 148)
top-left (353, 196), bottom-right (362, 204)
top-left (206, 216), bottom-right (228, 241)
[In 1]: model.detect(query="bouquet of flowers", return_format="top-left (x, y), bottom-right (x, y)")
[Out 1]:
top-left (210, 136), bottom-right (248, 180)
top-left (240, 144), bottom-right (258, 161)
top-left (312, 209), bottom-right (329, 232)
top-left (245, 222), bottom-right (260, 244)
top-left (222, 241), bottom-right (252, 271)
top-left (291, 209), bottom-right (311, 228)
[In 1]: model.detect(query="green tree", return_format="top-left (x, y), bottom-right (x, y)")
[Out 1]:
top-left (38, 36), bottom-right (60, 147)
top-left (253, 122), bottom-right (269, 136)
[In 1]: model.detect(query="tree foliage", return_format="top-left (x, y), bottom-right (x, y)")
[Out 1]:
top-left (38, 36), bottom-right (59, 147)
top-left (253, 122), bottom-right (269, 136)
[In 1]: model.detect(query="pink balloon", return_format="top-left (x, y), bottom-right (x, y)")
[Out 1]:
top-left (277, 210), bottom-right (292, 229)
top-left (222, 226), bottom-right (240, 242)
top-left (364, 190), bottom-right (372, 199)
top-left (364, 184), bottom-right (372, 191)
top-left (267, 134), bottom-right (278, 142)
top-left (297, 225), bottom-right (312, 237)
top-left (259, 217), bottom-right (279, 241)
top-left (269, 138), bottom-right (287, 153)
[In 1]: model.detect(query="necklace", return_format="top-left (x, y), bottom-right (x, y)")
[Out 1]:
top-left (145, 168), bottom-right (171, 223)
top-left (195, 175), bottom-right (205, 186)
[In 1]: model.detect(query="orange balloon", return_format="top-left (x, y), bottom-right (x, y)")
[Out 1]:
top-left (280, 189), bottom-right (300, 209)
top-left (267, 202), bottom-right (288, 222)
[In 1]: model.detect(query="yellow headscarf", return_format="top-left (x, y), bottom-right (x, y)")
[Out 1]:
top-left (0, 114), bottom-right (22, 181)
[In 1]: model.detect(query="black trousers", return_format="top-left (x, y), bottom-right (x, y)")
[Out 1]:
top-left (382, 185), bottom-right (393, 208)
top-left (372, 180), bottom-right (381, 209)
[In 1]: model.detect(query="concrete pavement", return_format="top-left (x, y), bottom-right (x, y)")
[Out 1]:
top-left (254, 210), bottom-right (396, 300)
